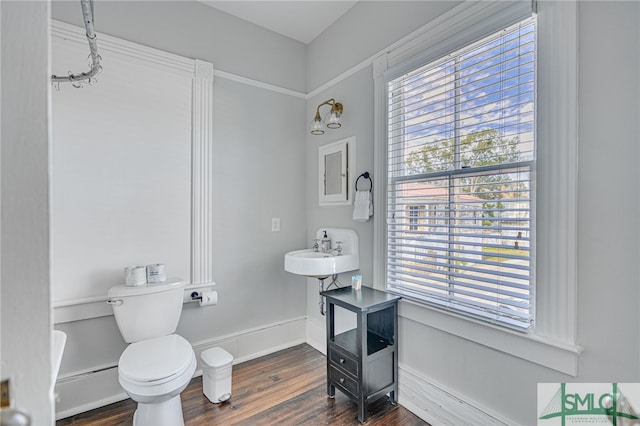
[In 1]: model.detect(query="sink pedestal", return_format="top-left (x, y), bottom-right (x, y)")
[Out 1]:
top-left (318, 274), bottom-right (340, 315)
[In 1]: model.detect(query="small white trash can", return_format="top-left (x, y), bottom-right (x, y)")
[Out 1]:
top-left (201, 347), bottom-right (233, 403)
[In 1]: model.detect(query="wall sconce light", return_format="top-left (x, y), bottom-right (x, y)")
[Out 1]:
top-left (310, 98), bottom-right (343, 135)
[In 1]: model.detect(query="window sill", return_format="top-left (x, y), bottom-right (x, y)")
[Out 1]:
top-left (398, 297), bottom-right (582, 376)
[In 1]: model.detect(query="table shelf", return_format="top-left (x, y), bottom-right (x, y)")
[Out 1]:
top-left (332, 329), bottom-right (392, 356)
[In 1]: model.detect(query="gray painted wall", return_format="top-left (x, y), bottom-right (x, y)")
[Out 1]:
top-left (305, 1), bottom-right (640, 424)
top-left (306, 1), bottom-right (461, 91)
top-left (41, 1), bottom-right (640, 424)
top-left (187, 77), bottom-right (307, 339)
top-left (0, 1), bottom-right (52, 423)
top-left (576, 0), bottom-right (640, 379)
top-left (52, 0), bottom-right (308, 385)
top-left (56, 75), bottom-right (308, 376)
top-left (52, 1), bottom-right (307, 93)
top-left (304, 66), bottom-right (375, 327)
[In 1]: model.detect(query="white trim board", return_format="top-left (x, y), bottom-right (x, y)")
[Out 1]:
top-left (372, 0), bottom-right (581, 376)
top-left (214, 69), bottom-right (306, 99)
top-left (55, 368), bottom-right (128, 422)
top-left (307, 1), bottom-right (530, 99)
top-left (53, 3), bottom-right (532, 100)
top-left (398, 364), bottom-right (521, 426)
top-left (191, 59), bottom-right (216, 285)
top-left (53, 283), bottom-right (217, 324)
top-left (51, 19), bottom-right (307, 99)
top-left (190, 316), bottom-right (306, 366)
top-left (305, 316), bottom-right (326, 355)
top-left (51, 20), bottom-right (193, 78)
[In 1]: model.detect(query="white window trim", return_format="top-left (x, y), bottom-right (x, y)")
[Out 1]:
top-left (373, 0), bottom-right (582, 375)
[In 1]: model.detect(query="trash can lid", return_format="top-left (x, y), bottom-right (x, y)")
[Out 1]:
top-left (201, 347), bottom-right (233, 367)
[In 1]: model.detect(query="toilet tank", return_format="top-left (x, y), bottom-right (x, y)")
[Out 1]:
top-left (108, 278), bottom-right (186, 343)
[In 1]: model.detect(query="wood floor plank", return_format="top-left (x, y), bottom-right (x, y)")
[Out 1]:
top-left (57, 344), bottom-right (429, 426)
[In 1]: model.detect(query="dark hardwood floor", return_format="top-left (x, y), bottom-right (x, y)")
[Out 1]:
top-left (57, 344), bottom-right (428, 425)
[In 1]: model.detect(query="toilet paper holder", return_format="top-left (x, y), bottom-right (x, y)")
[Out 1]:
top-left (190, 290), bottom-right (218, 307)
top-left (183, 282), bottom-right (216, 304)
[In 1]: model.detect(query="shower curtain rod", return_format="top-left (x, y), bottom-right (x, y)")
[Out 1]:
top-left (51, 0), bottom-right (102, 85)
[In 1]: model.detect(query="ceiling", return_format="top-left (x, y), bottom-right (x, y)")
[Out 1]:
top-left (199, 1), bottom-right (358, 44)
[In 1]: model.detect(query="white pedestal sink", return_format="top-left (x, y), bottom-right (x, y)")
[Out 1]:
top-left (284, 228), bottom-right (359, 279)
top-left (285, 228), bottom-right (360, 315)
top-left (284, 249), bottom-right (359, 279)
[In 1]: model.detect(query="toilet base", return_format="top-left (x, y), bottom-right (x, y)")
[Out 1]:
top-left (132, 394), bottom-right (184, 426)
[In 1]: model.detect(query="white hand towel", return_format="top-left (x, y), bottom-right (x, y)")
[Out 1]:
top-left (353, 190), bottom-right (373, 222)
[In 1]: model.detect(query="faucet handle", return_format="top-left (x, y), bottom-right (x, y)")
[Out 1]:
top-left (335, 241), bottom-right (343, 255)
top-left (312, 239), bottom-right (320, 252)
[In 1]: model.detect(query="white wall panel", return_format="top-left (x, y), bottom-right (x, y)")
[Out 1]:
top-left (51, 32), bottom-right (192, 302)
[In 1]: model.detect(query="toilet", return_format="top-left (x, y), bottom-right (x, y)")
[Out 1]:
top-left (108, 278), bottom-right (196, 426)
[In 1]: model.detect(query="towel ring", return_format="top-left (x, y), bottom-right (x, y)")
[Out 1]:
top-left (355, 172), bottom-right (372, 193)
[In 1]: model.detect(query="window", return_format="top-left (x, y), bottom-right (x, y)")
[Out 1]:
top-left (407, 205), bottom-right (425, 231)
top-left (385, 18), bottom-right (536, 330)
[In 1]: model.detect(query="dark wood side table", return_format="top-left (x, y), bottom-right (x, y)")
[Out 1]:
top-left (321, 286), bottom-right (401, 423)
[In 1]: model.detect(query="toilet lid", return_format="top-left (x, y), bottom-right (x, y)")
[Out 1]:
top-left (119, 334), bottom-right (193, 383)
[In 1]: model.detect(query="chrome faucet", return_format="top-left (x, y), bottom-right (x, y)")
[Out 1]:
top-left (335, 241), bottom-right (343, 256)
top-left (312, 239), bottom-right (320, 252)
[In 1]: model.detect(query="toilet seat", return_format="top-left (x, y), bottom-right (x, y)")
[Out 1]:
top-left (119, 334), bottom-right (194, 386)
top-left (119, 353), bottom-right (196, 401)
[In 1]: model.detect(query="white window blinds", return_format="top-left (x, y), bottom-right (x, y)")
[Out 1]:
top-left (386, 17), bottom-right (536, 330)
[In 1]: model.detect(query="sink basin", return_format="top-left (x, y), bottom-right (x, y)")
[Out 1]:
top-left (284, 228), bottom-right (360, 279)
top-left (285, 249), bottom-right (359, 279)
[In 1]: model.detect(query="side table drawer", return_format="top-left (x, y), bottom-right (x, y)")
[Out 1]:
top-left (328, 346), bottom-right (358, 377)
top-left (329, 365), bottom-right (359, 397)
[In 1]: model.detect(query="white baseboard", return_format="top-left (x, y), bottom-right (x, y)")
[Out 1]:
top-left (55, 367), bottom-right (127, 420)
top-left (56, 316), bottom-right (520, 426)
top-left (190, 316), bottom-right (307, 366)
top-left (55, 316), bottom-right (306, 420)
top-left (398, 364), bottom-right (519, 426)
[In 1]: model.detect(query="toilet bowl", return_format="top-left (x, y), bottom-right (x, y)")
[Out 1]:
top-left (118, 334), bottom-right (196, 426)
